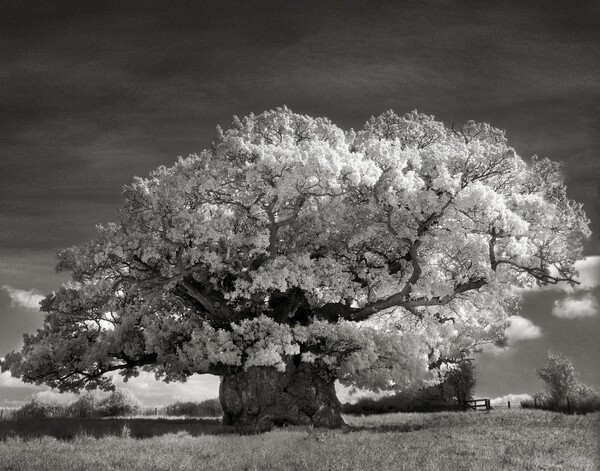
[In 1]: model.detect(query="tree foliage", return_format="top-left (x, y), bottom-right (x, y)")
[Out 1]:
top-left (16, 397), bottom-right (66, 419)
top-left (1, 107), bottom-right (590, 395)
top-left (441, 360), bottom-right (476, 405)
top-left (68, 391), bottom-right (103, 417)
top-left (165, 399), bottom-right (223, 417)
top-left (537, 352), bottom-right (579, 403)
top-left (97, 389), bottom-right (142, 417)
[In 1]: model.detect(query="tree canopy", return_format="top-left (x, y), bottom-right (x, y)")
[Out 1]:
top-left (2, 107), bottom-right (590, 395)
top-left (537, 352), bottom-right (579, 404)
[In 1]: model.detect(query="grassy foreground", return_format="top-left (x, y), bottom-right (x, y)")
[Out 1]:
top-left (0, 410), bottom-right (598, 471)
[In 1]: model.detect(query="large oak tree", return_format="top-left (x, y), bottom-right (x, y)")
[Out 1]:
top-left (2, 108), bottom-right (590, 430)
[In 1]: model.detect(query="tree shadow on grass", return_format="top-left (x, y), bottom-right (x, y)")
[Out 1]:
top-left (0, 417), bottom-right (243, 440)
top-left (0, 417), bottom-right (433, 440)
top-left (345, 423), bottom-right (428, 434)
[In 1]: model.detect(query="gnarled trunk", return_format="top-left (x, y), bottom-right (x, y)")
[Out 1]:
top-left (219, 362), bottom-right (344, 431)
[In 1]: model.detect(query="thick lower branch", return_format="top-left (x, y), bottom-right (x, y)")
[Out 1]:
top-left (180, 280), bottom-right (221, 317)
top-left (177, 279), bottom-right (237, 327)
top-left (339, 277), bottom-right (488, 322)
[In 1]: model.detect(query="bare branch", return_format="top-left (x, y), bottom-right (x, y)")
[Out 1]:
top-left (494, 259), bottom-right (579, 285)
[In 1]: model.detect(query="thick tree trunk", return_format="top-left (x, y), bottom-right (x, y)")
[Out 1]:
top-left (219, 362), bottom-right (345, 431)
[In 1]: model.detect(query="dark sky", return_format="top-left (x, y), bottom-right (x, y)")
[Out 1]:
top-left (1, 0), bottom-right (599, 406)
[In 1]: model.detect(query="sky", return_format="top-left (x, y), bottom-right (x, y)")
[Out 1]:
top-left (1, 0), bottom-right (599, 407)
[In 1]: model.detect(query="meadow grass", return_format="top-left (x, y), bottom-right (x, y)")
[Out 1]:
top-left (0, 409), bottom-right (598, 470)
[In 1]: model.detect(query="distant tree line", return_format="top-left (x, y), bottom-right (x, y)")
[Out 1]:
top-left (163, 399), bottom-right (222, 417)
top-left (10, 389), bottom-right (223, 419)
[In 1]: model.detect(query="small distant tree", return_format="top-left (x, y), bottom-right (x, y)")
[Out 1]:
top-left (68, 391), bottom-right (103, 417)
top-left (537, 352), bottom-right (577, 404)
top-left (16, 397), bottom-right (65, 418)
top-left (98, 389), bottom-right (142, 417)
top-left (529, 352), bottom-right (600, 413)
top-left (442, 360), bottom-right (476, 405)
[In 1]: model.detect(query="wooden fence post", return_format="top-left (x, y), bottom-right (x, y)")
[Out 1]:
top-left (508, 401), bottom-right (511, 409)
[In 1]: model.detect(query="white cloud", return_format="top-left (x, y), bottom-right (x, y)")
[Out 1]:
top-left (490, 393), bottom-right (533, 406)
top-left (505, 315), bottom-right (543, 342)
top-left (2, 285), bottom-right (44, 310)
top-left (32, 390), bottom-right (78, 404)
top-left (480, 315), bottom-right (542, 356)
top-left (112, 372), bottom-right (220, 404)
top-left (573, 256), bottom-right (600, 291)
top-left (335, 383), bottom-right (394, 404)
top-left (0, 370), bottom-right (28, 388)
top-left (552, 293), bottom-right (599, 319)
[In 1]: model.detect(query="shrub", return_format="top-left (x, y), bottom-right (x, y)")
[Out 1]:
top-left (525, 352), bottom-right (600, 414)
top-left (16, 398), bottom-right (67, 418)
top-left (570, 392), bottom-right (600, 414)
top-left (165, 399), bottom-right (223, 417)
top-left (67, 391), bottom-right (103, 417)
top-left (521, 388), bottom-right (600, 414)
top-left (97, 389), bottom-right (142, 417)
top-left (342, 385), bottom-right (461, 415)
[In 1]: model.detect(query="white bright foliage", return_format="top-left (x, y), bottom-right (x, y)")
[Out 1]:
top-left (2, 107), bottom-right (590, 394)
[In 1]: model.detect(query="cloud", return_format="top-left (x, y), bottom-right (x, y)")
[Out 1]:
top-left (0, 370), bottom-right (28, 388)
top-left (552, 293), bottom-right (599, 319)
top-left (574, 256), bottom-right (600, 290)
top-left (335, 383), bottom-right (395, 404)
top-left (490, 393), bottom-right (533, 407)
top-left (1, 285), bottom-right (44, 310)
top-left (505, 315), bottom-right (543, 342)
top-left (0, 370), bottom-right (220, 408)
top-left (32, 390), bottom-right (78, 404)
top-left (480, 315), bottom-right (542, 356)
top-left (111, 372), bottom-right (220, 404)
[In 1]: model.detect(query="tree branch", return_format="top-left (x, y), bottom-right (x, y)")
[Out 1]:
top-left (179, 279), bottom-right (233, 324)
top-left (345, 277), bottom-right (488, 322)
top-left (494, 259), bottom-right (579, 285)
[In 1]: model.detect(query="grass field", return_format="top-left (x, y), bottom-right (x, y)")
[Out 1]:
top-left (0, 410), bottom-right (598, 470)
